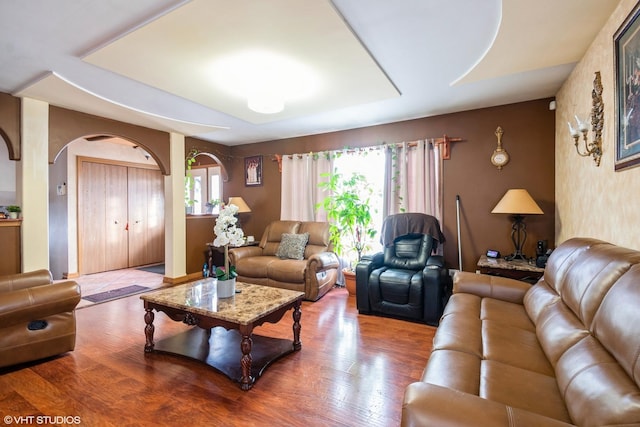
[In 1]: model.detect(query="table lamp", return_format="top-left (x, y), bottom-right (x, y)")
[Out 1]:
top-left (491, 189), bottom-right (543, 261)
top-left (228, 197), bottom-right (251, 231)
top-left (228, 197), bottom-right (251, 214)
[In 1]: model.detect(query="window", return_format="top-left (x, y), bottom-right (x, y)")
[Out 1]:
top-left (186, 165), bottom-right (223, 215)
top-left (332, 150), bottom-right (385, 254)
top-left (208, 166), bottom-right (222, 214)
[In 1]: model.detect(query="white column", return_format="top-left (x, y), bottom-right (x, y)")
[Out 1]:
top-left (164, 132), bottom-right (186, 279)
top-left (19, 98), bottom-right (49, 272)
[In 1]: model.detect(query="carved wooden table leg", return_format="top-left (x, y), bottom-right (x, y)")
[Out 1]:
top-left (292, 300), bottom-right (302, 351)
top-left (239, 325), bottom-right (254, 390)
top-left (144, 307), bottom-right (155, 352)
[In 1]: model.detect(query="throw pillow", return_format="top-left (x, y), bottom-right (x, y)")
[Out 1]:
top-left (275, 232), bottom-right (309, 260)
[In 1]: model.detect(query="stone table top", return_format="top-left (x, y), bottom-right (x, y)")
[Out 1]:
top-left (477, 254), bottom-right (545, 273)
top-left (141, 279), bottom-right (304, 325)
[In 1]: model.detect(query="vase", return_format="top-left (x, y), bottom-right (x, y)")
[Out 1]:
top-left (217, 278), bottom-right (236, 298)
top-left (8, 212), bottom-right (18, 219)
top-left (343, 268), bottom-right (356, 296)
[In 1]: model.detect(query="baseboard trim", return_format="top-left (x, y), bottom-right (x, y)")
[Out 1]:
top-left (162, 272), bottom-right (200, 285)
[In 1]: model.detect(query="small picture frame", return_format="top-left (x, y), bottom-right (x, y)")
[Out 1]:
top-left (614, 2), bottom-right (640, 171)
top-left (244, 155), bottom-right (263, 186)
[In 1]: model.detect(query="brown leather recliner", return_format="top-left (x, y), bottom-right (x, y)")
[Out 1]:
top-left (0, 270), bottom-right (81, 368)
top-left (229, 221), bottom-right (340, 301)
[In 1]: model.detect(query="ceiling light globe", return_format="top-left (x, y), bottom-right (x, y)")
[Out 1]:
top-left (248, 95), bottom-right (284, 114)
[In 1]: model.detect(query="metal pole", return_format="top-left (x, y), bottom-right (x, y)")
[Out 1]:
top-left (456, 195), bottom-right (462, 271)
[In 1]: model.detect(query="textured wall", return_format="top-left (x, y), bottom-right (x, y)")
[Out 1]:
top-left (556, 0), bottom-right (640, 250)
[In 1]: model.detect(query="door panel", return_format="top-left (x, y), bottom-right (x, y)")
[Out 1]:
top-left (128, 167), bottom-right (164, 267)
top-left (79, 161), bottom-right (128, 274)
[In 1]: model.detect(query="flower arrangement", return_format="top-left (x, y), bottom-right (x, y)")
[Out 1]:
top-left (213, 204), bottom-right (245, 280)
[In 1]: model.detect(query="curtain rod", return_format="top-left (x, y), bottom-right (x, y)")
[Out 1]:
top-left (272, 134), bottom-right (463, 171)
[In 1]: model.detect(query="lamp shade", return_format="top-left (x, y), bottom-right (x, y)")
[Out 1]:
top-left (228, 196), bottom-right (251, 213)
top-left (491, 189), bottom-right (543, 215)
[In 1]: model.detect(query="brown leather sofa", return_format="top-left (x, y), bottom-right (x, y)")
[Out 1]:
top-left (229, 220), bottom-right (339, 301)
top-left (0, 270), bottom-right (81, 368)
top-left (402, 237), bottom-right (640, 426)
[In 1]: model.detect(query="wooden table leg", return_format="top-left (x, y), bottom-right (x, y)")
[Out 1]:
top-left (292, 300), bottom-right (302, 351)
top-left (144, 307), bottom-right (155, 352)
top-left (239, 325), bottom-right (254, 390)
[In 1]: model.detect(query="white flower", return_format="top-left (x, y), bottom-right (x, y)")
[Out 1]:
top-left (213, 204), bottom-right (245, 248)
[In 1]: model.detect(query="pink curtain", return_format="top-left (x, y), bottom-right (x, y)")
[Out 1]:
top-left (280, 153), bottom-right (332, 221)
top-left (280, 142), bottom-right (442, 228)
top-left (384, 140), bottom-right (442, 221)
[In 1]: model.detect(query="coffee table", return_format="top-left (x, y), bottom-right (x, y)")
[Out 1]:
top-left (141, 279), bottom-right (304, 390)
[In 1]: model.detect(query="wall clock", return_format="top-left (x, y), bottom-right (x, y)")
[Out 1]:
top-left (491, 126), bottom-right (509, 170)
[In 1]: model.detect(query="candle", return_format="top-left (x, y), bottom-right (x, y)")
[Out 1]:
top-left (568, 121), bottom-right (580, 138)
top-left (575, 115), bottom-right (589, 132)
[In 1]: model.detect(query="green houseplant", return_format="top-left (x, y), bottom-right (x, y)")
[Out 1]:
top-left (317, 170), bottom-right (377, 294)
top-left (6, 205), bottom-right (21, 219)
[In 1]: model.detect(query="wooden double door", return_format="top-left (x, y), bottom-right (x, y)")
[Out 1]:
top-left (78, 158), bottom-right (164, 275)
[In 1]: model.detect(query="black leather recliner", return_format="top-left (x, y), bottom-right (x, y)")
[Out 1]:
top-left (355, 214), bottom-right (451, 326)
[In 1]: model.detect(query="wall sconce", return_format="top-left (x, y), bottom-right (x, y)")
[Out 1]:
top-left (567, 71), bottom-right (603, 166)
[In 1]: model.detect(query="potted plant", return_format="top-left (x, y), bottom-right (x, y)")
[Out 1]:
top-left (205, 199), bottom-right (220, 214)
top-left (212, 203), bottom-right (245, 297)
top-left (317, 170), bottom-right (377, 295)
top-left (6, 205), bottom-right (21, 219)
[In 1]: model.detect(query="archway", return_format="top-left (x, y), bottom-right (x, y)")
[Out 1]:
top-left (185, 150), bottom-right (231, 215)
top-left (49, 136), bottom-right (165, 279)
top-left (49, 105), bottom-right (171, 175)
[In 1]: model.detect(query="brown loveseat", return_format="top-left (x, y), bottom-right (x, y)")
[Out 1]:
top-left (402, 237), bottom-right (640, 426)
top-left (0, 270), bottom-right (81, 368)
top-left (229, 220), bottom-right (339, 301)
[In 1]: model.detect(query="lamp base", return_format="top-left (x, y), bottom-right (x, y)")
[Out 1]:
top-left (505, 253), bottom-right (529, 262)
top-left (506, 215), bottom-right (529, 262)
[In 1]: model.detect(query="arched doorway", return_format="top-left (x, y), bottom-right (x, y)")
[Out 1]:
top-left (50, 136), bottom-right (165, 278)
top-left (185, 150), bottom-right (229, 215)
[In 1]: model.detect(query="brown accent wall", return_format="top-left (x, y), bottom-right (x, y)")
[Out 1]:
top-left (0, 92), bottom-right (20, 160)
top-left (49, 106), bottom-right (171, 175)
top-left (225, 98), bottom-right (556, 272)
top-left (186, 215), bottom-right (216, 274)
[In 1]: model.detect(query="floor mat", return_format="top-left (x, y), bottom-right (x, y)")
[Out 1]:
top-left (82, 285), bottom-right (150, 303)
top-left (136, 264), bottom-right (165, 275)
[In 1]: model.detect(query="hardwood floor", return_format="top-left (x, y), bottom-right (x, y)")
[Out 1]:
top-left (0, 285), bottom-right (436, 427)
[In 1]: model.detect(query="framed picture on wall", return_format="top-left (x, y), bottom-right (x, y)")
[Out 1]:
top-left (615, 3), bottom-right (640, 171)
top-left (244, 155), bottom-right (263, 186)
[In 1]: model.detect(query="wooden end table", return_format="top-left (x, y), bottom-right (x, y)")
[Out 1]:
top-left (206, 241), bottom-right (259, 276)
top-left (141, 280), bottom-right (303, 390)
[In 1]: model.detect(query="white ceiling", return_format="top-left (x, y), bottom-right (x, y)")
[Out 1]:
top-left (0, 0), bottom-right (621, 146)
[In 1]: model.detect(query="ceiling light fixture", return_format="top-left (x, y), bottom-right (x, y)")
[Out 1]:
top-left (247, 90), bottom-right (285, 115)
top-left (211, 50), bottom-right (318, 114)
